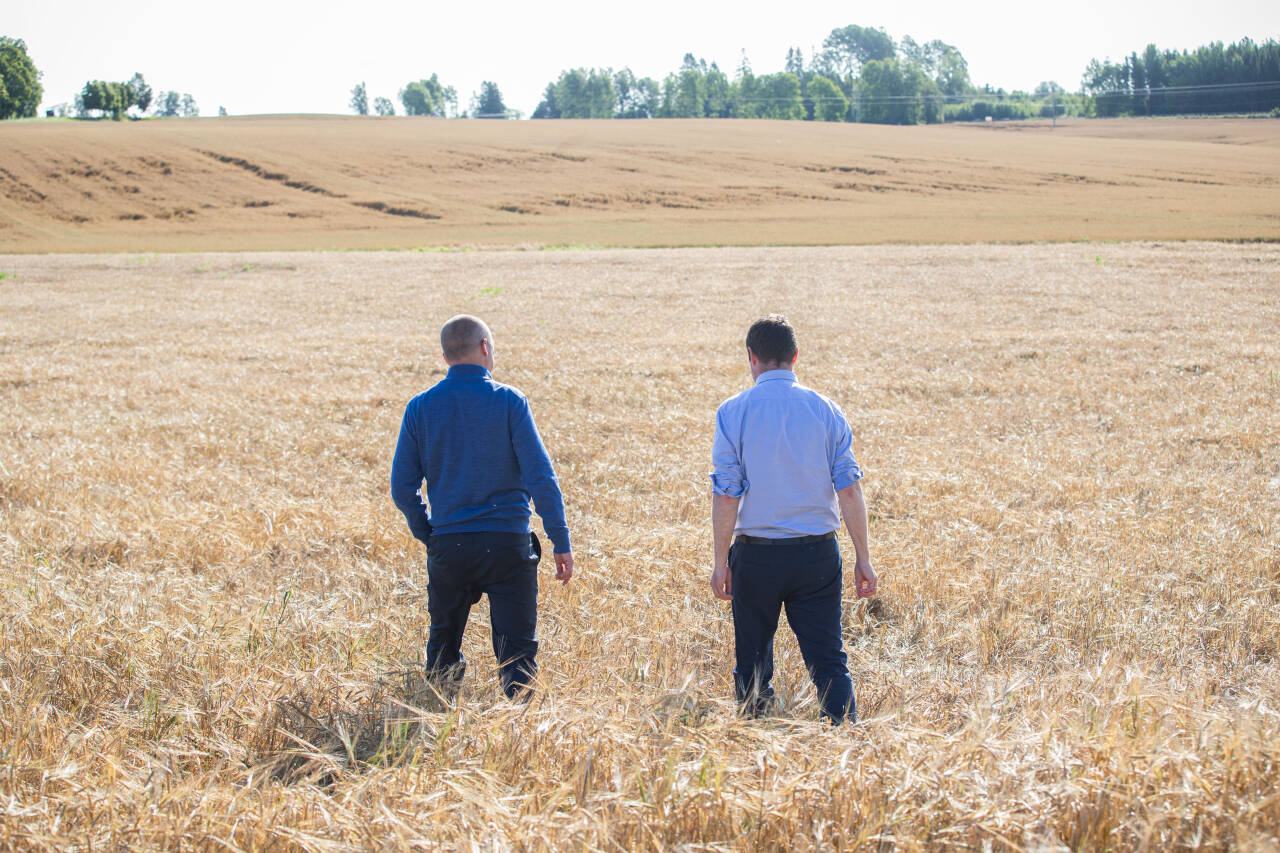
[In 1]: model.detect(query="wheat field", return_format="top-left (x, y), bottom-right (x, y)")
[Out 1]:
top-left (1, 242), bottom-right (1278, 850)
top-left (2, 116), bottom-right (1278, 252)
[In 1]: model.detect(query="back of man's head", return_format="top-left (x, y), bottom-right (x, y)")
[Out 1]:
top-left (745, 314), bottom-right (798, 365)
top-left (441, 314), bottom-right (492, 362)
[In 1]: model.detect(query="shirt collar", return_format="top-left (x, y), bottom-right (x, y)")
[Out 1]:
top-left (755, 369), bottom-right (796, 385)
top-left (446, 364), bottom-right (490, 380)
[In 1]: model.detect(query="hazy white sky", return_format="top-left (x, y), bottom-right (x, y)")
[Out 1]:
top-left (11, 0), bottom-right (1278, 117)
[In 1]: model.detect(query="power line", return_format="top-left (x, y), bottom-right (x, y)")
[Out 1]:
top-left (705, 79), bottom-right (1280, 107)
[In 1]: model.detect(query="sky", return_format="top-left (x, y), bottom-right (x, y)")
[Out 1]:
top-left (10, 0), bottom-right (1279, 118)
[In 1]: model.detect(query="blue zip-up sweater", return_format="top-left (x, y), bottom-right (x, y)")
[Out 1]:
top-left (390, 364), bottom-right (571, 554)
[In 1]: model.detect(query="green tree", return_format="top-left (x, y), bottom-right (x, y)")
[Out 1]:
top-left (180, 93), bottom-right (198, 117)
top-left (820, 25), bottom-right (896, 91)
top-left (858, 58), bottom-right (935, 124)
top-left (471, 81), bottom-right (506, 116)
top-left (935, 44), bottom-right (971, 96)
top-left (535, 68), bottom-right (615, 118)
top-left (898, 36), bottom-right (970, 96)
top-left (809, 75), bottom-right (847, 121)
top-left (350, 81), bottom-right (368, 115)
top-left (81, 79), bottom-right (129, 119)
top-left (126, 72), bottom-right (152, 114)
top-left (704, 62), bottom-right (731, 117)
top-left (400, 75), bottom-right (455, 117)
top-left (660, 54), bottom-right (708, 118)
top-left (613, 68), bottom-right (659, 118)
top-left (373, 96), bottom-right (395, 116)
top-left (531, 82), bottom-right (559, 118)
top-left (154, 90), bottom-right (182, 117)
top-left (752, 72), bottom-right (805, 120)
top-left (0, 36), bottom-right (43, 119)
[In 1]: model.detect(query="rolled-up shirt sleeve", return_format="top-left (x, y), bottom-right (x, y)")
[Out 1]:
top-left (710, 405), bottom-right (748, 497)
top-left (828, 403), bottom-right (864, 491)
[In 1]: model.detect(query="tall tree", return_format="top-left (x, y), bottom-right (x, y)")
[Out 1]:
top-left (471, 81), bottom-right (506, 116)
top-left (535, 68), bottom-right (615, 118)
top-left (126, 72), bottom-right (152, 114)
top-left (80, 80), bottom-right (129, 119)
top-left (785, 47), bottom-right (805, 78)
top-left (858, 58), bottom-right (936, 124)
top-left (350, 81), bottom-right (368, 115)
top-left (821, 25), bottom-right (896, 89)
top-left (751, 72), bottom-right (805, 120)
top-left (809, 75), bottom-right (847, 121)
top-left (180, 93), bottom-right (198, 117)
top-left (400, 75), bottom-right (454, 116)
top-left (0, 36), bottom-right (43, 119)
top-left (154, 90), bottom-right (182, 117)
top-left (531, 82), bottom-right (560, 118)
top-left (613, 68), bottom-right (659, 118)
top-left (373, 96), bottom-right (395, 116)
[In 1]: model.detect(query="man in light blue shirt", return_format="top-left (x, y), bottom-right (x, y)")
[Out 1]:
top-left (710, 314), bottom-right (877, 723)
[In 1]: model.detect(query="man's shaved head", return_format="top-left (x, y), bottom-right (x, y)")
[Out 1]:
top-left (440, 315), bottom-right (492, 363)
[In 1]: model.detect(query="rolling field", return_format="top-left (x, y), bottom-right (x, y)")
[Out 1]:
top-left (1, 116), bottom-right (1279, 252)
top-left (1, 242), bottom-right (1278, 850)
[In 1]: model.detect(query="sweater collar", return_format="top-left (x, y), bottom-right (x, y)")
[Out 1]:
top-left (446, 364), bottom-right (490, 379)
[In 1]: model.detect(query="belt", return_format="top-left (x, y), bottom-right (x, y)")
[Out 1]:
top-left (735, 532), bottom-right (835, 546)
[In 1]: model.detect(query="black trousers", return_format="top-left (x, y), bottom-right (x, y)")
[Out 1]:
top-left (425, 531), bottom-right (541, 699)
top-left (730, 536), bottom-right (855, 723)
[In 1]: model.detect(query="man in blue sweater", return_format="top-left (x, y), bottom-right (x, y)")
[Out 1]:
top-left (391, 314), bottom-right (573, 700)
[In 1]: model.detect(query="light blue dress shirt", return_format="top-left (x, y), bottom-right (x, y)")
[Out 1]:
top-left (710, 369), bottom-right (863, 538)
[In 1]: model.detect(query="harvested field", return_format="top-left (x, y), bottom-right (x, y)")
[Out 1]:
top-left (1, 242), bottom-right (1278, 849)
top-left (0, 116), bottom-right (1278, 252)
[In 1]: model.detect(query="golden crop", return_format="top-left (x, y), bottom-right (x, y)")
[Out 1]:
top-left (1, 242), bottom-right (1277, 850)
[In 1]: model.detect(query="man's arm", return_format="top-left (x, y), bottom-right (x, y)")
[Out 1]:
top-left (837, 482), bottom-right (877, 598)
top-left (711, 494), bottom-right (739, 600)
top-left (509, 395), bottom-right (573, 584)
top-left (709, 404), bottom-right (746, 601)
top-left (390, 402), bottom-right (433, 545)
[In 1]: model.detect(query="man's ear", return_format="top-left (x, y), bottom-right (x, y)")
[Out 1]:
top-left (790, 347), bottom-right (799, 366)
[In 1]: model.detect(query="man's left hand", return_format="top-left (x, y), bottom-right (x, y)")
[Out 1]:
top-left (711, 562), bottom-right (733, 600)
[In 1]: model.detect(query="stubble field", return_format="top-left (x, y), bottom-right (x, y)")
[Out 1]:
top-left (1, 241), bottom-right (1278, 850)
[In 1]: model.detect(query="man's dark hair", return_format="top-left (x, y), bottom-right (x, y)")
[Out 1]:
top-left (440, 314), bottom-right (491, 361)
top-left (745, 314), bottom-right (798, 365)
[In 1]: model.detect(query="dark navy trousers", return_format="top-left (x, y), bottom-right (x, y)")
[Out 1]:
top-left (425, 531), bottom-right (541, 699)
top-left (730, 536), bottom-right (855, 723)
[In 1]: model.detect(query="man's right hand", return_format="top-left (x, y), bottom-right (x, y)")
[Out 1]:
top-left (554, 552), bottom-right (574, 585)
top-left (854, 559), bottom-right (878, 598)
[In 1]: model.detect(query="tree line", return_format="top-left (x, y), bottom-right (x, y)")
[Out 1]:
top-left (75, 73), bottom-right (203, 119)
top-left (3, 27), bottom-right (1278, 123)
top-left (0, 37), bottom-right (210, 121)
top-left (524, 25), bottom-right (1049, 125)
top-left (356, 28), bottom-right (1277, 125)
top-left (1083, 38), bottom-right (1280, 117)
top-left (349, 76), bottom-right (511, 118)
